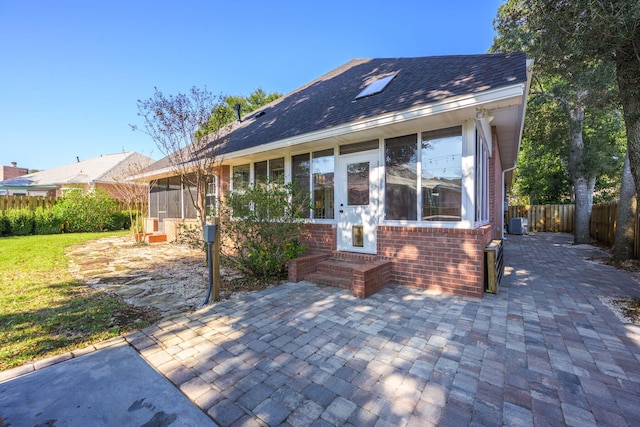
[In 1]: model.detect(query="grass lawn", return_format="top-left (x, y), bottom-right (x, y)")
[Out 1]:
top-left (0, 231), bottom-right (160, 371)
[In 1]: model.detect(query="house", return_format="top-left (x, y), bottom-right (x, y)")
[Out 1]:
top-left (0, 152), bottom-right (154, 198)
top-left (0, 162), bottom-right (29, 195)
top-left (141, 53), bottom-right (532, 298)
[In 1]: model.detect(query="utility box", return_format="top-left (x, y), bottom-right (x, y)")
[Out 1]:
top-left (203, 224), bottom-right (216, 243)
top-left (509, 217), bottom-right (528, 235)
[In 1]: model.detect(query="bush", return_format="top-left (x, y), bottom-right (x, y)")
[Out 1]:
top-left (105, 210), bottom-right (129, 231)
top-left (120, 210), bottom-right (136, 231)
top-left (34, 207), bottom-right (61, 235)
top-left (221, 180), bottom-right (308, 281)
top-left (5, 208), bottom-right (34, 236)
top-left (0, 212), bottom-right (8, 235)
top-left (54, 187), bottom-right (118, 232)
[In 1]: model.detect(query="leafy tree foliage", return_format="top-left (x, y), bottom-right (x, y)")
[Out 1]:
top-left (493, 0), bottom-right (626, 243)
top-left (199, 87), bottom-right (281, 137)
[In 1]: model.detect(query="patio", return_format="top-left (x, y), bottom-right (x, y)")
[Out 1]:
top-left (2, 232), bottom-right (639, 426)
top-left (128, 232), bottom-right (640, 425)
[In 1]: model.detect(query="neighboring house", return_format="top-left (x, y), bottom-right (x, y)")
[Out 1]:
top-left (0, 162), bottom-right (29, 195)
top-left (0, 152), bottom-right (154, 198)
top-left (140, 53), bottom-right (533, 298)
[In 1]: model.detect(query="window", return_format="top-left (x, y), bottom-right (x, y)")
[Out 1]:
top-left (206, 178), bottom-right (217, 217)
top-left (385, 134), bottom-right (418, 220)
top-left (475, 131), bottom-right (489, 223)
top-left (292, 150), bottom-right (335, 219)
top-left (355, 74), bottom-right (397, 100)
top-left (232, 164), bottom-right (250, 190)
top-left (255, 158), bottom-right (285, 185)
top-left (313, 150), bottom-right (334, 219)
top-left (292, 154), bottom-right (311, 218)
top-left (269, 158), bottom-right (285, 184)
top-left (384, 126), bottom-right (464, 222)
top-left (347, 162), bottom-right (370, 205)
top-left (149, 176), bottom-right (197, 220)
top-left (255, 161), bottom-right (267, 184)
top-left (421, 126), bottom-right (462, 221)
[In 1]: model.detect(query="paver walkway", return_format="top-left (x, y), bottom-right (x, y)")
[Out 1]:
top-left (121, 232), bottom-right (640, 426)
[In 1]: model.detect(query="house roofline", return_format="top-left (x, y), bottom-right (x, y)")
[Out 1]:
top-left (133, 82), bottom-right (527, 181)
top-left (221, 83), bottom-right (527, 162)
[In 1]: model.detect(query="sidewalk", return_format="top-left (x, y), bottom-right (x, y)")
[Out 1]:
top-left (2, 232), bottom-right (640, 426)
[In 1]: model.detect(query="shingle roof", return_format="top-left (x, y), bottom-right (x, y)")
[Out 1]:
top-left (146, 52), bottom-right (527, 173)
top-left (0, 152), bottom-right (154, 189)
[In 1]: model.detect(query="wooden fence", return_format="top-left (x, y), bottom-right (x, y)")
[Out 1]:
top-left (590, 201), bottom-right (619, 248)
top-left (508, 201), bottom-right (639, 258)
top-left (506, 204), bottom-right (575, 233)
top-left (0, 195), bottom-right (133, 212)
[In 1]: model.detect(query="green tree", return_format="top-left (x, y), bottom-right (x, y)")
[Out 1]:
top-left (493, 0), bottom-right (624, 243)
top-left (200, 87), bottom-right (281, 136)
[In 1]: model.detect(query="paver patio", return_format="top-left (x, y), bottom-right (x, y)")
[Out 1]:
top-left (123, 232), bottom-right (640, 426)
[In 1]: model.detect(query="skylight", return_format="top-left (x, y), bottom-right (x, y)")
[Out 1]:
top-left (355, 73), bottom-right (397, 100)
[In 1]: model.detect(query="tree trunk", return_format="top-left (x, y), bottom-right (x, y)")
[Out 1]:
top-left (613, 151), bottom-right (637, 260)
top-left (616, 42), bottom-right (640, 198)
top-left (568, 101), bottom-right (594, 244)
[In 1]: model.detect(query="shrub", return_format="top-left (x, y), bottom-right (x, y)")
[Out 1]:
top-left (54, 187), bottom-right (118, 232)
top-left (105, 210), bottom-right (129, 231)
top-left (175, 221), bottom-right (204, 250)
top-left (5, 208), bottom-right (34, 236)
top-left (34, 207), bottom-right (61, 235)
top-left (221, 180), bottom-right (308, 281)
top-left (0, 211), bottom-right (8, 235)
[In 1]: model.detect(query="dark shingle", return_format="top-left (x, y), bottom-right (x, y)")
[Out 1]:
top-left (145, 52), bottom-right (527, 173)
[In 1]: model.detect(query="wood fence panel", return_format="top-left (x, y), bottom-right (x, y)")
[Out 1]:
top-left (506, 204), bottom-right (574, 233)
top-left (0, 195), bottom-right (139, 213)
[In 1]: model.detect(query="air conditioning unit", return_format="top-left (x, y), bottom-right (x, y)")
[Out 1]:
top-left (509, 217), bottom-right (528, 235)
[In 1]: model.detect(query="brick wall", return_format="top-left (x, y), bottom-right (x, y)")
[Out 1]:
top-left (0, 165), bottom-right (28, 181)
top-left (297, 223), bottom-right (492, 297)
top-left (377, 225), bottom-right (493, 297)
top-left (299, 223), bottom-right (336, 254)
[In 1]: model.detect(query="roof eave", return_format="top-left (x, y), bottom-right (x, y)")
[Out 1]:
top-left (222, 82), bottom-right (528, 162)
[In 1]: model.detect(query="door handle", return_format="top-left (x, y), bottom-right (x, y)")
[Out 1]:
top-left (339, 210), bottom-right (344, 213)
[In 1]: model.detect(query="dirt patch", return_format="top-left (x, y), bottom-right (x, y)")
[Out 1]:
top-left (587, 251), bottom-right (640, 324)
top-left (66, 235), bottom-right (277, 318)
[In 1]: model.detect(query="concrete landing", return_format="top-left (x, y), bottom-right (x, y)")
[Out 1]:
top-left (0, 343), bottom-right (216, 427)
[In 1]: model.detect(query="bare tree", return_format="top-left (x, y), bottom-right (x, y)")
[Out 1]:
top-left (131, 87), bottom-right (228, 230)
top-left (111, 152), bottom-right (154, 238)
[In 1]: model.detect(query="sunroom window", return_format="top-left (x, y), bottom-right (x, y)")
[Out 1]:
top-left (384, 126), bottom-right (463, 222)
top-left (292, 150), bottom-right (335, 219)
top-left (421, 126), bottom-right (462, 221)
top-left (475, 131), bottom-right (489, 223)
top-left (385, 134), bottom-right (418, 220)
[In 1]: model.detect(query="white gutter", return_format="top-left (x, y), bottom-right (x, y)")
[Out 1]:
top-left (502, 59), bottom-right (534, 240)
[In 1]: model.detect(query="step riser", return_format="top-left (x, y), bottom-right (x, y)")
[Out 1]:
top-left (304, 272), bottom-right (351, 289)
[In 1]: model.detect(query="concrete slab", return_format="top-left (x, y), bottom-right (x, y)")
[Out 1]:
top-left (0, 343), bottom-right (216, 427)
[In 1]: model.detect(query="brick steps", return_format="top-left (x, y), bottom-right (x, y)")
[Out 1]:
top-left (145, 233), bottom-right (167, 244)
top-left (289, 252), bottom-right (392, 298)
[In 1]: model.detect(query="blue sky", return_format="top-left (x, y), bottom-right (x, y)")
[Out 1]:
top-left (0, 0), bottom-right (504, 170)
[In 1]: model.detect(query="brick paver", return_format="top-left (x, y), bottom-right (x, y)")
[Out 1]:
top-left (126, 232), bottom-right (640, 426)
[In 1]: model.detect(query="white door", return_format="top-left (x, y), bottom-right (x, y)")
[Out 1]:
top-left (336, 151), bottom-right (380, 254)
